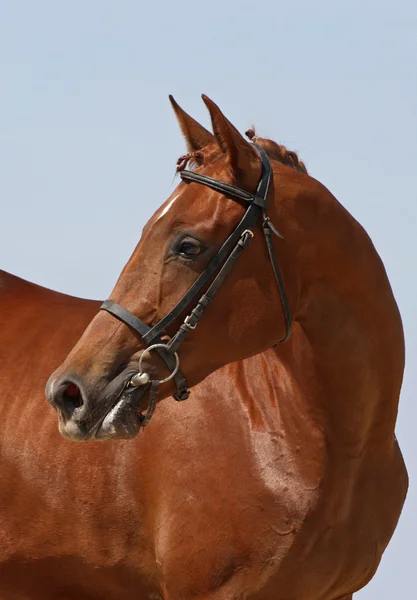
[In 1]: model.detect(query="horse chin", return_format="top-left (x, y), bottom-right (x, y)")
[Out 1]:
top-left (94, 385), bottom-right (148, 441)
top-left (58, 418), bottom-right (95, 442)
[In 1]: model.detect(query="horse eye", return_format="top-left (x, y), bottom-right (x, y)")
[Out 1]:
top-left (178, 238), bottom-right (202, 258)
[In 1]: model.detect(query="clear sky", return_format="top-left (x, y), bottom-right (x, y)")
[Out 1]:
top-left (0, 1), bottom-right (415, 597)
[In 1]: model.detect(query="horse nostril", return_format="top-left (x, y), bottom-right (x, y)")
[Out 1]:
top-left (63, 383), bottom-right (83, 408)
top-left (50, 379), bottom-right (86, 420)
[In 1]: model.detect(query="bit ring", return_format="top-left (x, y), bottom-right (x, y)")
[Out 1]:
top-left (138, 343), bottom-right (180, 384)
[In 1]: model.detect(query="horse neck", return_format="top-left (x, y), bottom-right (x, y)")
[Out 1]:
top-left (268, 173), bottom-right (404, 450)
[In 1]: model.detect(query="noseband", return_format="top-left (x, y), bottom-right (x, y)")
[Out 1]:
top-left (100, 145), bottom-right (291, 421)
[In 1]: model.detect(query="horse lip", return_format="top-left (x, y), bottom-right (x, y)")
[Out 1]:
top-left (89, 371), bottom-right (140, 429)
top-left (94, 379), bottom-right (149, 440)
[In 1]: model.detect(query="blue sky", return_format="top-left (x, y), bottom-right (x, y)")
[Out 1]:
top-left (0, 1), bottom-right (416, 597)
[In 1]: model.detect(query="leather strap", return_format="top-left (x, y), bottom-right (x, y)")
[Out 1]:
top-left (101, 300), bottom-right (151, 337)
top-left (262, 220), bottom-right (292, 342)
top-left (179, 171), bottom-right (254, 204)
top-left (100, 300), bottom-right (189, 401)
top-left (141, 201), bottom-right (261, 345)
top-left (166, 229), bottom-right (256, 354)
top-left (179, 142), bottom-right (272, 209)
top-left (139, 380), bottom-right (159, 426)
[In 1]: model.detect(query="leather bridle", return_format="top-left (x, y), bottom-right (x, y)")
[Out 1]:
top-left (100, 144), bottom-right (292, 423)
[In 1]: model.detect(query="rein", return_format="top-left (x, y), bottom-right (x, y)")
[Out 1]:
top-left (100, 145), bottom-right (291, 422)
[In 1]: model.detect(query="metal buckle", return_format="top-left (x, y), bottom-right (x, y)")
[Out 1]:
top-left (241, 229), bottom-right (255, 239)
top-left (184, 315), bottom-right (198, 330)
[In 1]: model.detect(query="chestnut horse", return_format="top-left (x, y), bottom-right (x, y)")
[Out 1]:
top-left (0, 97), bottom-right (407, 600)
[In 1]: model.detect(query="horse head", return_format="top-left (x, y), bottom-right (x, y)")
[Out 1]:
top-left (46, 95), bottom-right (387, 442)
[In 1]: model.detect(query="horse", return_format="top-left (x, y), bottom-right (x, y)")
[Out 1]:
top-left (0, 96), bottom-right (407, 600)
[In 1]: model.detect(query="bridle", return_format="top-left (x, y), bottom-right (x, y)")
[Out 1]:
top-left (100, 144), bottom-right (291, 424)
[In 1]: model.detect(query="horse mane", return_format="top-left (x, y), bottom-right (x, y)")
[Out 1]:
top-left (245, 128), bottom-right (308, 175)
top-left (176, 128), bottom-right (308, 175)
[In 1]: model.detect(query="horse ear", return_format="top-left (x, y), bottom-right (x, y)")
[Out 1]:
top-left (169, 95), bottom-right (215, 152)
top-left (201, 95), bottom-right (258, 182)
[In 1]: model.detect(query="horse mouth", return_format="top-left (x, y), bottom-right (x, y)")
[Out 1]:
top-left (94, 384), bottom-right (148, 440)
top-left (57, 373), bottom-right (149, 442)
